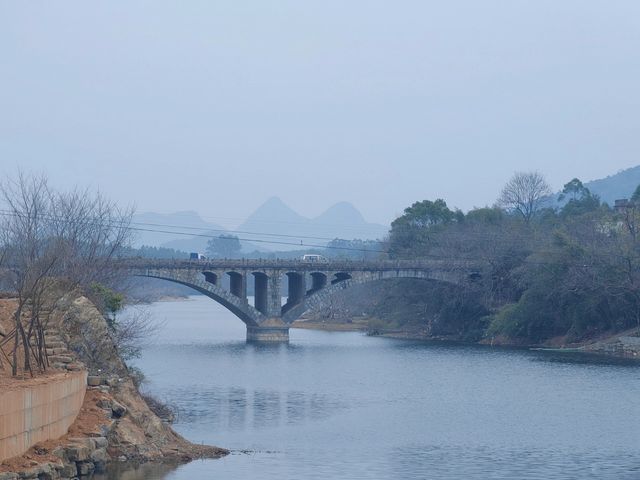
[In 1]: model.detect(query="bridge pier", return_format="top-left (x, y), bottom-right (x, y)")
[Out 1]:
top-left (246, 325), bottom-right (290, 343)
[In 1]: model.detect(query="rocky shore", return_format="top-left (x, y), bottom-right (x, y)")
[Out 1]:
top-left (0, 291), bottom-right (228, 479)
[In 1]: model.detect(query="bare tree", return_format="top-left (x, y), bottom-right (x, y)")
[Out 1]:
top-left (0, 172), bottom-right (134, 376)
top-left (0, 173), bottom-right (57, 375)
top-left (497, 171), bottom-right (551, 223)
top-left (48, 187), bottom-right (134, 286)
top-left (110, 307), bottom-right (162, 361)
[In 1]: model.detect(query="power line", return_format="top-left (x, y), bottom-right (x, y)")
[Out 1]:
top-left (124, 220), bottom-right (344, 242)
top-left (0, 210), bottom-right (387, 254)
top-left (0, 209), bottom-right (382, 243)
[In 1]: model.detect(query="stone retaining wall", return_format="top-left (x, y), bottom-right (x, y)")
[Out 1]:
top-left (0, 371), bottom-right (87, 461)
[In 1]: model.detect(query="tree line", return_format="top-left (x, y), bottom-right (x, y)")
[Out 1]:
top-left (384, 172), bottom-right (640, 343)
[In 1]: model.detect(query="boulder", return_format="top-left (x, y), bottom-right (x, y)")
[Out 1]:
top-left (55, 462), bottom-right (77, 478)
top-left (93, 437), bottom-right (108, 449)
top-left (111, 400), bottom-right (127, 418)
top-left (65, 445), bottom-right (90, 462)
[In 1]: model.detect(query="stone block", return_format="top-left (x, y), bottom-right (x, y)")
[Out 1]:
top-left (90, 447), bottom-right (109, 467)
top-left (16, 469), bottom-right (37, 479)
top-left (93, 437), bottom-right (108, 449)
top-left (65, 362), bottom-right (84, 371)
top-left (67, 438), bottom-right (95, 449)
top-left (48, 355), bottom-right (73, 364)
top-left (76, 461), bottom-right (95, 476)
top-left (65, 445), bottom-right (90, 462)
top-left (106, 377), bottom-right (120, 387)
top-left (52, 446), bottom-right (66, 459)
top-left (55, 462), bottom-right (77, 478)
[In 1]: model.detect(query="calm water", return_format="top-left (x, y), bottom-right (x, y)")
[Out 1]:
top-left (112, 296), bottom-right (639, 480)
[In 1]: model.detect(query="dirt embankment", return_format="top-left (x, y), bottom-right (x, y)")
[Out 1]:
top-left (0, 292), bottom-right (227, 479)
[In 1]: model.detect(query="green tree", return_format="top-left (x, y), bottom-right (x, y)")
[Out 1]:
top-left (559, 178), bottom-right (589, 201)
top-left (392, 199), bottom-right (459, 228)
top-left (90, 282), bottom-right (124, 328)
top-left (206, 234), bottom-right (242, 258)
top-left (388, 199), bottom-right (461, 257)
top-left (558, 178), bottom-right (600, 217)
top-left (465, 207), bottom-right (504, 225)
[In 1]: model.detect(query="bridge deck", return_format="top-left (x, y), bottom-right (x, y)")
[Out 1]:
top-left (120, 258), bottom-right (481, 271)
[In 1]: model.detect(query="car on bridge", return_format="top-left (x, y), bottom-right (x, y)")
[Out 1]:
top-left (301, 254), bottom-right (328, 263)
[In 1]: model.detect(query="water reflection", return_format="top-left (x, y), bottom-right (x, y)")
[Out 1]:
top-left (227, 387), bottom-right (247, 430)
top-left (93, 462), bottom-right (178, 480)
top-left (285, 391), bottom-right (305, 425)
top-left (163, 385), bottom-right (348, 432)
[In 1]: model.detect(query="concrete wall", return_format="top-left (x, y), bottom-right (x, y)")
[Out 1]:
top-left (0, 370), bottom-right (87, 461)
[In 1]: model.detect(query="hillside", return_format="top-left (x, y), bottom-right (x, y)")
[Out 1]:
top-left (583, 165), bottom-right (640, 204)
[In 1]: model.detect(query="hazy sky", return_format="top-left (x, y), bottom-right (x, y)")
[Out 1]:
top-left (1, 1), bottom-right (639, 228)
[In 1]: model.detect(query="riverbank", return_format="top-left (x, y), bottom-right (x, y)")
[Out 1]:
top-left (0, 291), bottom-right (228, 478)
top-left (291, 318), bottom-right (368, 332)
top-left (293, 315), bottom-right (640, 362)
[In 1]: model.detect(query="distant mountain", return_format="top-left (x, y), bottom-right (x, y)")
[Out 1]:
top-left (237, 197), bottom-right (388, 247)
top-left (133, 198), bottom-right (388, 254)
top-left (315, 201), bottom-right (367, 225)
top-left (131, 211), bottom-right (226, 249)
top-left (240, 197), bottom-right (309, 231)
top-left (313, 201), bottom-right (388, 240)
top-left (583, 165), bottom-right (640, 204)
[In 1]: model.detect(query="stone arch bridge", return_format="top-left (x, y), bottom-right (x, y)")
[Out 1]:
top-left (123, 259), bottom-right (482, 342)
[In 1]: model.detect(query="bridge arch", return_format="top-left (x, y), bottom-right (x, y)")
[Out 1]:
top-left (281, 271), bottom-right (465, 324)
top-left (133, 271), bottom-right (263, 327)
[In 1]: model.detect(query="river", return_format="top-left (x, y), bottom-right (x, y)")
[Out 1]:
top-left (109, 296), bottom-right (639, 479)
